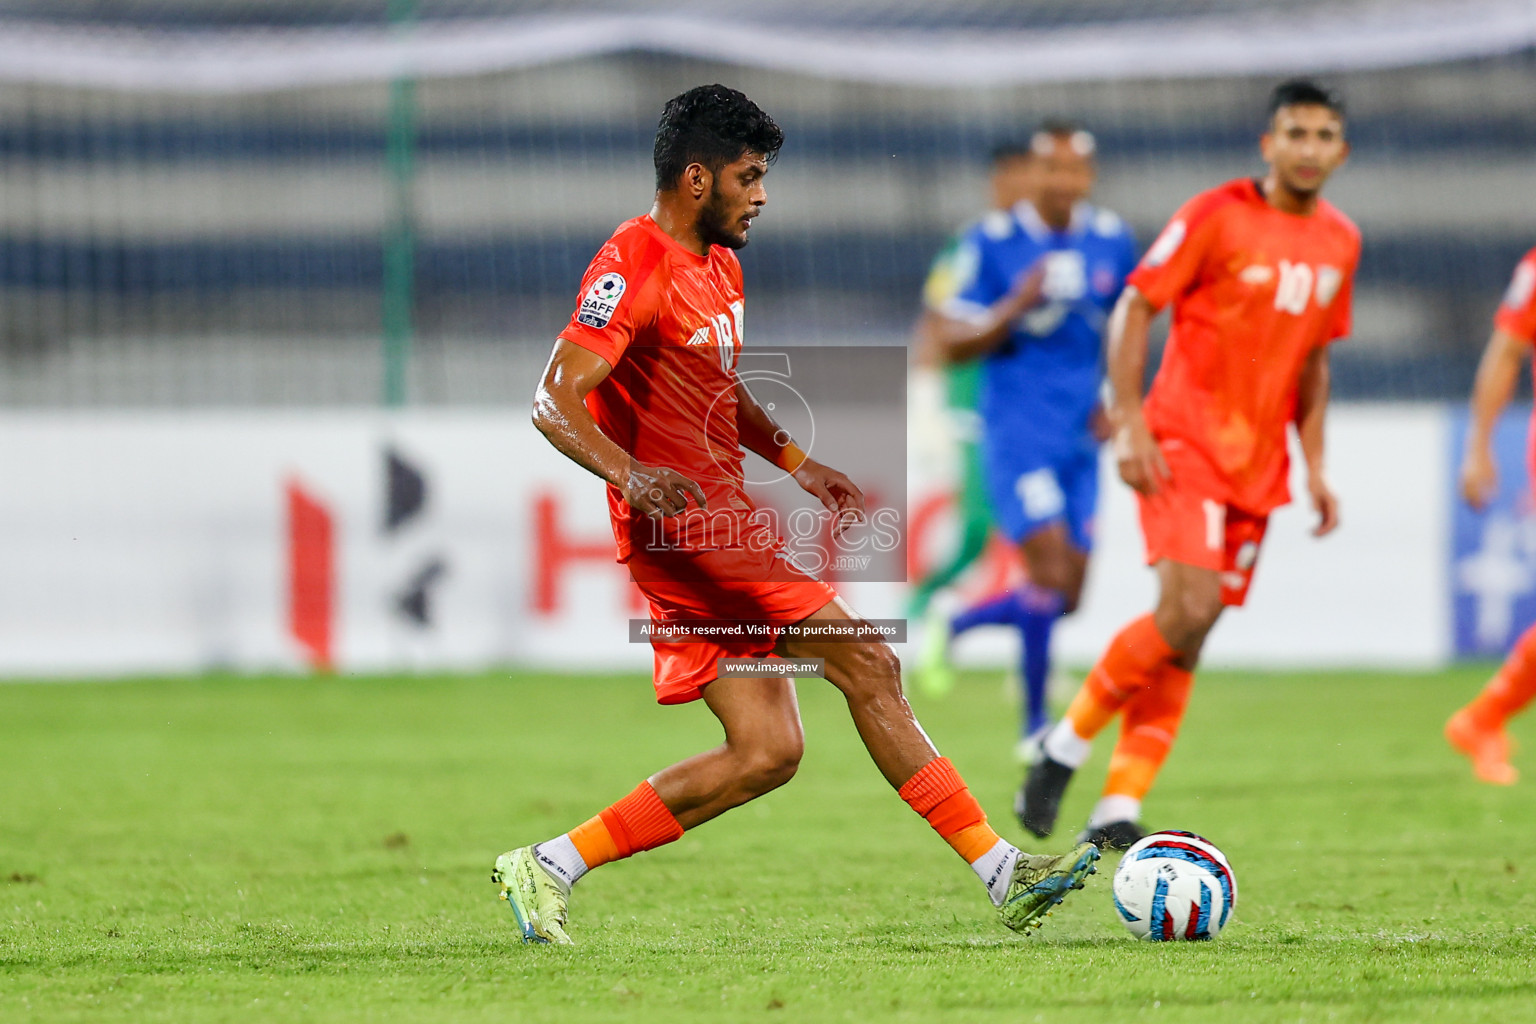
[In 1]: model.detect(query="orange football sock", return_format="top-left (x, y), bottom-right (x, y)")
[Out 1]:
top-left (898, 757), bottom-right (1002, 863)
top-left (1103, 666), bottom-right (1194, 801)
top-left (1066, 614), bottom-right (1180, 741)
top-left (567, 780), bottom-right (684, 870)
top-left (1465, 622), bottom-right (1536, 729)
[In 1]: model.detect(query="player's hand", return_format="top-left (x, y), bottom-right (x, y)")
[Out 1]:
top-left (622, 460), bottom-right (707, 518)
top-left (1002, 260), bottom-right (1048, 319)
top-left (1308, 473), bottom-right (1340, 537)
top-left (1461, 446), bottom-right (1498, 511)
top-left (793, 458), bottom-right (866, 538)
top-left (1114, 419), bottom-right (1170, 495)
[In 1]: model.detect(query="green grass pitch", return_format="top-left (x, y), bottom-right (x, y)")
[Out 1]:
top-left (2, 666), bottom-right (1535, 1023)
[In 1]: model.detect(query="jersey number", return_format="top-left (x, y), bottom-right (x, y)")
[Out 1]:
top-left (1203, 499), bottom-right (1225, 552)
top-left (710, 301), bottom-right (746, 371)
top-left (1274, 260), bottom-right (1315, 316)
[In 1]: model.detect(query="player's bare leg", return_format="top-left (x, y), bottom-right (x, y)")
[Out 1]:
top-left (494, 673), bottom-right (804, 943)
top-left (496, 606), bottom-right (1094, 939)
top-left (1150, 560), bottom-right (1224, 669)
top-left (778, 596), bottom-right (936, 786)
top-left (648, 676), bottom-right (805, 828)
top-left (1019, 523), bottom-right (1087, 614)
top-left (779, 596), bottom-right (1098, 931)
top-left (1023, 559), bottom-right (1222, 843)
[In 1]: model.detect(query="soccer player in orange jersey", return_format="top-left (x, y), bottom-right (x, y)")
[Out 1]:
top-left (1019, 80), bottom-right (1360, 849)
top-left (1447, 246), bottom-right (1536, 785)
top-left (491, 85), bottom-right (1098, 944)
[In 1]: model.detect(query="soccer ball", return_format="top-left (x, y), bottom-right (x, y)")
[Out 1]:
top-left (1111, 830), bottom-right (1237, 941)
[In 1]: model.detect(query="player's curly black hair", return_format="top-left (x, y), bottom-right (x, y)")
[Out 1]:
top-left (1268, 79), bottom-right (1345, 119)
top-left (653, 85), bottom-right (784, 191)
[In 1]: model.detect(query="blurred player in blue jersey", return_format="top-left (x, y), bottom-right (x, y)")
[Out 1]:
top-left (908, 142), bottom-right (1036, 685)
top-left (919, 121), bottom-right (1136, 784)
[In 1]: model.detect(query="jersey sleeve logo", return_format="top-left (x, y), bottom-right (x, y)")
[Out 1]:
top-left (577, 272), bottom-right (627, 328)
top-left (1505, 261), bottom-right (1536, 313)
top-left (1315, 265), bottom-right (1343, 309)
top-left (924, 239), bottom-right (980, 309)
top-left (1143, 219), bottom-right (1186, 268)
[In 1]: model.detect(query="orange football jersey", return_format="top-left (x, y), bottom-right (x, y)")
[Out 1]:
top-left (560, 215), bottom-right (751, 560)
top-left (1129, 179), bottom-right (1360, 515)
top-left (1495, 246), bottom-right (1536, 344)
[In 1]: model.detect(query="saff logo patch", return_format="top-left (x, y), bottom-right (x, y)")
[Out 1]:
top-left (1315, 265), bottom-right (1343, 308)
top-left (577, 272), bottom-right (627, 328)
top-left (1505, 261), bottom-right (1536, 313)
top-left (1143, 219), bottom-right (1186, 268)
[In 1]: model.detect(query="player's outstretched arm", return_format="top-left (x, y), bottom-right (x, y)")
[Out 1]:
top-left (1462, 328), bottom-right (1530, 511)
top-left (931, 261), bottom-right (1047, 363)
top-left (1106, 287), bottom-right (1170, 495)
top-left (910, 310), bottom-right (948, 368)
top-left (734, 376), bottom-right (865, 535)
top-left (1295, 346), bottom-right (1339, 537)
top-left (533, 339), bottom-right (707, 517)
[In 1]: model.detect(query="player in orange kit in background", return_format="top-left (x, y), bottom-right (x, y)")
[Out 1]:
top-left (1447, 246), bottom-right (1536, 785)
top-left (490, 85), bottom-right (1099, 945)
top-left (1018, 80), bottom-right (1361, 849)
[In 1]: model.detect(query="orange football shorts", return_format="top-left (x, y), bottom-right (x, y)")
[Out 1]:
top-left (1135, 441), bottom-right (1270, 607)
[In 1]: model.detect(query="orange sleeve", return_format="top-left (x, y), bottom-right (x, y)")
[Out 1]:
top-left (1494, 251), bottom-right (1536, 345)
top-left (1125, 190), bottom-right (1231, 312)
top-left (558, 234), bottom-right (666, 367)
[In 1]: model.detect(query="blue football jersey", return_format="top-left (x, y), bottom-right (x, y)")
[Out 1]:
top-left (947, 201), bottom-right (1137, 457)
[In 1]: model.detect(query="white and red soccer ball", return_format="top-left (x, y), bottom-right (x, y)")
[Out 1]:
top-left (1111, 830), bottom-right (1237, 941)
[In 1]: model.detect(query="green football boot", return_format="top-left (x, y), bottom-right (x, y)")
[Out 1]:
top-left (491, 846), bottom-right (572, 945)
top-left (997, 841), bottom-right (1099, 933)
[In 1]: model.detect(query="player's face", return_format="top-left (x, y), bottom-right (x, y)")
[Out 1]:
top-left (699, 151), bottom-right (769, 250)
top-left (1033, 137), bottom-right (1094, 224)
top-left (1262, 105), bottom-right (1348, 198)
top-left (989, 155), bottom-right (1034, 210)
